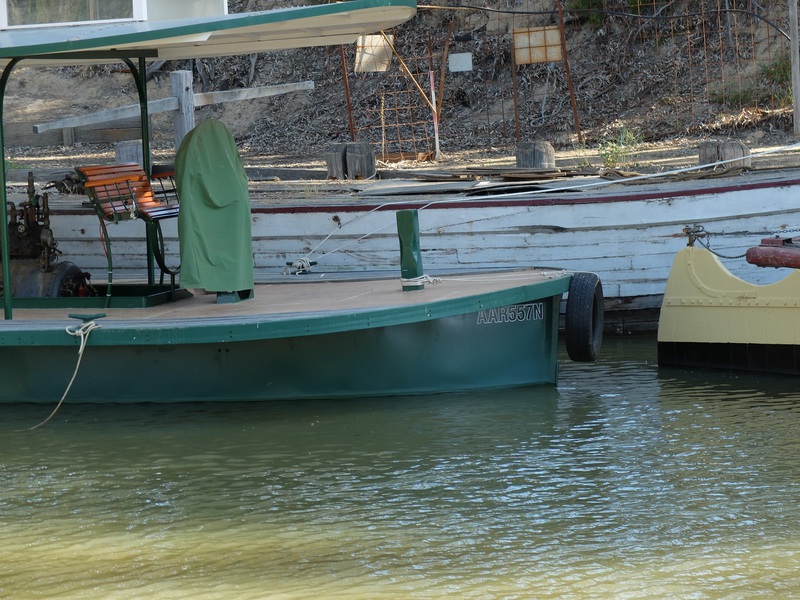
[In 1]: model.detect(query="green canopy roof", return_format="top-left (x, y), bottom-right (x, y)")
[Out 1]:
top-left (0, 0), bottom-right (416, 66)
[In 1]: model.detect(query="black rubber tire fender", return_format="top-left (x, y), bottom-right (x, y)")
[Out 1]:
top-left (565, 272), bottom-right (603, 362)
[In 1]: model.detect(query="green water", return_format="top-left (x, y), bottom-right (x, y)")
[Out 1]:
top-left (2, 336), bottom-right (800, 599)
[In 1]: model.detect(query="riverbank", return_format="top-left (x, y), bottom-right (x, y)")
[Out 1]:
top-left (7, 132), bottom-right (800, 192)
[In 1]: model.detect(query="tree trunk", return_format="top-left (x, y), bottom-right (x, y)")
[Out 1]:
top-left (345, 142), bottom-right (376, 180)
top-left (325, 143), bottom-right (348, 180)
top-left (326, 141), bottom-right (375, 180)
top-left (516, 141), bottom-right (556, 169)
top-left (698, 140), bottom-right (751, 169)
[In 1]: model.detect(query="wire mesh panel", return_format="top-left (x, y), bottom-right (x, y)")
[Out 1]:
top-left (346, 37), bottom-right (442, 161)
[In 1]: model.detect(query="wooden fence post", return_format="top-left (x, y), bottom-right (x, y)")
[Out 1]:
top-left (171, 70), bottom-right (195, 152)
top-left (325, 143), bottom-right (348, 180)
top-left (115, 140), bottom-right (144, 165)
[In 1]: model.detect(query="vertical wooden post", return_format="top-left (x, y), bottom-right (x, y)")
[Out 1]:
top-left (325, 143), bottom-right (347, 180)
top-left (339, 45), bottom-right (356, 142)
top-left (790, 0), bottom-right (800, 138)
top-left (171, 70), bottom-right (196, 151)
top-left (345, 141), bottom-right (376, 179)
top-left (115, 139), bottom-right (144, 165)
top-left (556, 0), bottom-right (582, 144)
top-left (396, 210), bottom-right (425, 291)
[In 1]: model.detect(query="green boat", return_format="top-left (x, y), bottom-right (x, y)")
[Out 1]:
top-left (0, 0), bottom-right (602, 403)
top-left (2, 268), bottom-right (604, 403)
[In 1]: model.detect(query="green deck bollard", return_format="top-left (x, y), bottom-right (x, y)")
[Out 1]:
top-left (396, 209), bottom-right (424, 291)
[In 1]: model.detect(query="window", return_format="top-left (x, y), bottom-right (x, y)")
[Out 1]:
top-left (1, 0), bottom-right (145, 28)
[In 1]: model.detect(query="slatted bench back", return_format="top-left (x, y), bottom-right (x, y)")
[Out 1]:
top-left (76, 163), bottom-right (179, 223)
top-left (150, 163), bottom-right (179, 205)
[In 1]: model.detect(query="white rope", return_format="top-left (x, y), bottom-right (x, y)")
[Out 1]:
top-left (284, 257), bottom-right (315, 275)
top-left (28, 320), bottom-right (101, 431)
top-left (433, 270), bottom-right (568, 282)
top-left (398, 270), bottom-right (568, 287)
top-left (295, 197), bottom-right (454, 265)
top-left (298, 198), bottom-right (417, 263)
top-left (400, 274), bottom-right (442, 286)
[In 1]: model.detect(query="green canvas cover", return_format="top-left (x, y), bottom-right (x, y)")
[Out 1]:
top-left (175, 118), bottom-right (254, 294)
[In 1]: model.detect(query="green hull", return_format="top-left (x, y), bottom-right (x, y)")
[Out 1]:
top-left (0, 296), bottom-right (561, 403)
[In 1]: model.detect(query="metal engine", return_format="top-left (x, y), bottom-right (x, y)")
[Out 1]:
top-left (2, 172), bottom-right (96, 298)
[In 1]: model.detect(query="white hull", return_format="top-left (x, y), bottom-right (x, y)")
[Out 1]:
top-left (41, 168), bottom-right (800, 332)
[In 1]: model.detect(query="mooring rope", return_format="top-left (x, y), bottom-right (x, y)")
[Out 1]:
top-left (284, 257), bottom-right (315, 275)
top-left (27, 319), bottom-right (101, 431)
top-left (400, 274), bottom-right (442, 286)
top-left (297, 196), bottom-right (469, 265)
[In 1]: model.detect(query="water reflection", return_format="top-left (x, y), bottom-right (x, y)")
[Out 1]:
top-left (1, 337), bottom-right (799, 598)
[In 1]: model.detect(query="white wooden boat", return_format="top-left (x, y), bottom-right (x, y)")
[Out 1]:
top-left (34, 161), bottom-right (800, 333)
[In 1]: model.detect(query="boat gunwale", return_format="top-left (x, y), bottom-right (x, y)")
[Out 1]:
top-left (250, 169), bottom-right (800, 214)
top-left (0, 270), bottom-right (572, 346)
top-left (35, 169), bottom-right (800, 218)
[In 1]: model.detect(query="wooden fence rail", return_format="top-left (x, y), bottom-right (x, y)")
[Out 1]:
top-left (6, 118), bottom-right (140, 147)
top-left (21, 70), bottom-right (313, 156)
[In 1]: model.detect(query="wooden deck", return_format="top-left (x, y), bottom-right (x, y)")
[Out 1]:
top-left (7, 267), bottom-right (569, 325)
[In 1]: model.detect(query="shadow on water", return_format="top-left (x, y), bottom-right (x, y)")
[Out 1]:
top-left (0, 385), bottom-right (565, 463)
top-left (561, 332), bottom-right (800, 409)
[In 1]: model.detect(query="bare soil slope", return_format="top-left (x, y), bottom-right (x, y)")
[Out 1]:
top-left (4, 1), bottom-right (800, 174)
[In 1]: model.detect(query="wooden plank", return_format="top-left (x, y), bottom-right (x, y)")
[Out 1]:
top-left (193, 81), bottom-right (314, 107)
top-left (10, 268), bottom-right (560, 323)
top-left (33, 81), bottom-right (313, 133)
top-left (7, 119), bottom-right (140, 147)
top-left (33, 97), bottom-right (179, 133)
top-left (73, 125), bottom-right (140, 145)
top-left (5, 121), bottom-right (62, 146)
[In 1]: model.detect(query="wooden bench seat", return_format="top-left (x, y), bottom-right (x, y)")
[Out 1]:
top-left (77, 163), bottom-right (179, 223)
top-left (76, 163), bottom-right (180, 303)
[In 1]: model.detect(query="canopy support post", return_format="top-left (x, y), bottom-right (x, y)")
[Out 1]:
top-left (0, 59), bottom-right (20, 320)
top-left (125, 57), bottom-right (156, 284)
